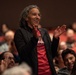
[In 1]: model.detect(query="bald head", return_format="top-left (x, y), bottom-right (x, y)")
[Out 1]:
top-left (5, 30), bottom-right (14, 41)
top-left (66, 29), bottom-right (75, 38)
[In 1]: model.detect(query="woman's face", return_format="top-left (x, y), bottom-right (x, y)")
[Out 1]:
top-left (26, 8), bottom-right (41, 28)
top-left (64, 53), bottom-right (76, 70)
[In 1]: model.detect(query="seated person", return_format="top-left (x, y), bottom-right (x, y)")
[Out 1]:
top-left (2, 63), bottom-right (32, 75)
top-left (58, 48), bottom-right (76, 75)
top-left (0, 51), bottom-right (17, 74)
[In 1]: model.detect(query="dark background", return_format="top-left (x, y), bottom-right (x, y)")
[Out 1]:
top-left (0, 0), bottom-right (76, 30)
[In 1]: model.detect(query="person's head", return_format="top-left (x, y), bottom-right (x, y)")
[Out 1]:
top-left (66, 29), bottom-right (75, 41)
top-left (72, 22), bottom-right (76, 32)
top-left (2, 63), bottom-right (32, 75)
top-left (4, 30), bottom-right (14, 42)
top-left (20, 5), bottom-right (41, 28)
top-left (62, 49), bottom-right (76, 70)
top-left (19, 63), bottom-right (32, 75)
top-left (1, 24), bottom-right (9, 34)
top-left (0, 51), bottom-right (15, 68)
top-left (59, 41), bottom-right (67, 50)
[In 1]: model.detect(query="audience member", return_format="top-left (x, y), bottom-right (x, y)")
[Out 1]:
top-left (58, 48), bottom-right (76, 75)
top-left (0, 30), bottom-right (14, 53)
top-left (2, 63), bottom-right (32, 75)
top-left (0, 51), bottom-right (16, 74)
top-left (71, 22), bottom-right (76, 32)
top-left (1, 24), bottom-right (9, 35)
top-left (59, 41), bottom-right (67, 50)
top-left (71, 40), bottom-right (76, 53)
top-left (66, 29), bottom-right (75, 48)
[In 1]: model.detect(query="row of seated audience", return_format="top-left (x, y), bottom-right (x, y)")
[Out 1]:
top-left (0, 23), bottom-right (76, 75)
top-left (0, 51), bottom-right (32, 75)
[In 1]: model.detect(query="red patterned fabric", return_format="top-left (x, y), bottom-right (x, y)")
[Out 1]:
top-left (37, 30), bottom-right (52, 75)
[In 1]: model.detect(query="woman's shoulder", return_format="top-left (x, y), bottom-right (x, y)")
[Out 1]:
top-left (39, 28), bottom-right (48, 32)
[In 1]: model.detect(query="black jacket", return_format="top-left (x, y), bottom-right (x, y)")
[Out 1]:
top-left (14, 25), bottom-right (59, 75)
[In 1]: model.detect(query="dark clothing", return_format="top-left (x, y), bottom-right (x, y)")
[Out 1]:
top-left (58, 67), bottom-right (70, 75)
top-left (14, 24), bottom-right (59, 75)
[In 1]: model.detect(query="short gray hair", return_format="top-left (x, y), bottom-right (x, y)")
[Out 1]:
top-left (2, 63), bottom-right (32, 75)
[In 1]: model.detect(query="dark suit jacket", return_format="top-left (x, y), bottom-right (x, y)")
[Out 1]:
top-left (14, 25), bottom-right (59, 75)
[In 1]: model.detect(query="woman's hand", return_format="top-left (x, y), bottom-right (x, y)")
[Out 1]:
top-left (53, 25), bottom-right (66, 38)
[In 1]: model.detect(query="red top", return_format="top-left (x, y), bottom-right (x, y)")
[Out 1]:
top-left (37, 30), bottom-right (52, 75)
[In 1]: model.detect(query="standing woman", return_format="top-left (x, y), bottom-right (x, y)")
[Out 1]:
top-left (14, 5), bottom-right (66, 75)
